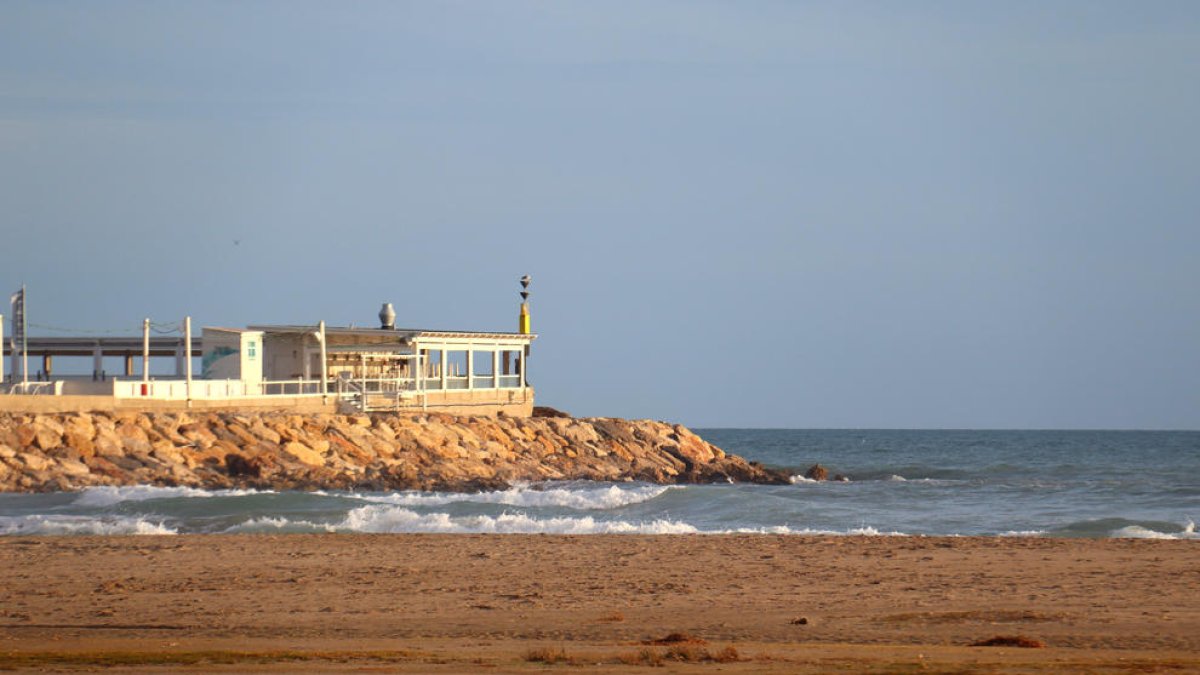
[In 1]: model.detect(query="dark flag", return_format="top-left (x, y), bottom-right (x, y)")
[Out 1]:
top-left (9, 287), bottom-right (23, 348)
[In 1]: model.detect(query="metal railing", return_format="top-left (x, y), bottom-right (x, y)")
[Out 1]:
top-left (258, 379), bottom-right (325, 396)
top-left (3, 381), bottom-right (60, 395)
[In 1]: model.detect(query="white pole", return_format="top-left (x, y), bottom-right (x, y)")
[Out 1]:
top-left (184, 316), bottom-right (192, 406)
top-left (21, 285), bottom-right (27, 386)
top-left (521, 345), bottom-right (528, 390)
top-left (415, 348), bottom-right (422, 392)
top-left (142, 318), bottom-right (150, 383)
top-left (318, 320), bottom-right (328, 402)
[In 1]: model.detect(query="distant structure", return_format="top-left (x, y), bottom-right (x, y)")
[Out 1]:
top-left (0, 282), bottom-right (536, 416)
top-left (519, 275), bottom-right (531, 335)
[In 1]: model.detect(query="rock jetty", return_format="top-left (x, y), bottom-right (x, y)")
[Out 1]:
top-left (0, 411), bottom-right (790, 493)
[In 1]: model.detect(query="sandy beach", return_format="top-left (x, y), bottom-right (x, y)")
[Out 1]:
top-left (0, 534), bottom-right (1196, 672)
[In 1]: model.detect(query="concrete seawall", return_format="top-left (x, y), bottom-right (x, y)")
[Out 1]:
top-left (0, 411), bottom-right (791, 492)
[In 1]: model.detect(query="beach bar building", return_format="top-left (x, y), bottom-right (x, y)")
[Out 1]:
top-left (1, 291), bottom-right (536, 416)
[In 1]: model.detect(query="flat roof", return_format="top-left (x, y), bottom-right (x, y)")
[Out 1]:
top-left (2, 336), bottom-right (200, 357)
top-left (247, 325), bottom-right (536, 341)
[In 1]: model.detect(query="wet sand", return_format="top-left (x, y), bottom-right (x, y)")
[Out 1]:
top-left (1, 534), bottom-right (1196, 672)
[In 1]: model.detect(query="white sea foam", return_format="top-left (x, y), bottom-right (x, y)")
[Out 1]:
top-left (72, 485), bottom-right (273, 508)
top-left (788, 475), bottom-right (818, 484)
top-left (224, 516), bottom-right (334, 534)
top-left (730, 525), bottom-right (904, 536)
top-left (999, 530), bottom-right (1048, 537)
top-left (352, 484), bottom-right (675, 511)
top-left (335, 505), bottom-right (700, 534)
top-left (886, 474), bottom-right (907, 482)
top-left (248, 505), bottom-right (902, 536)
top-left (1110, 521), bottom-right (1199, 540)
top-left (0, 514), bottom-right (176, 536)
top-left (1110, 525), bottom-right (1178, 539)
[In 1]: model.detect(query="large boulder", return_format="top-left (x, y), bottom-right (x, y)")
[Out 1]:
top-left (804, 464), bottom-right (829, 481)
top-left (283, 441), bottom-right (325, 467)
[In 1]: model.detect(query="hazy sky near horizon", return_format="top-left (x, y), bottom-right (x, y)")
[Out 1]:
top-left (2, 2), bottom-right (1198, 429)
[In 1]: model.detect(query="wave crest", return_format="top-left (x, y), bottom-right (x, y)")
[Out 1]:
top-left (352, 483), bottom-right (675, 511)
top-left (0, 514), bottom-right (176, 536)
top-left (72, 485), bottom-right (273, 508)
top-left (336, 505), bottom-right (699, 534)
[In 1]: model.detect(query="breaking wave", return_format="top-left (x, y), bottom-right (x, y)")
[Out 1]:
top-left (1111, 520), bottom-right (1197, 540)
top-left (225, 516), bottom-right (333, 534)
top-left (351, 483), bottom-right (675, 511)
top-left (72, 485), bottom-right (273, 508)
top-left (0, 514), bottom-right (176, 536)
top-left (337, 505), bottom-right (700, 534)
top-left (221, 506), bottom-right (905, 536)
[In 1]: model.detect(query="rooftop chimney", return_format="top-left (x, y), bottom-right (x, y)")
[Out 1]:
top-left (379, 302), bottom-right (396, 330)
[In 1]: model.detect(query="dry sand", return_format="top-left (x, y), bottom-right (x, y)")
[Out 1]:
top-left (1, 534), bottom-right (1196, 672)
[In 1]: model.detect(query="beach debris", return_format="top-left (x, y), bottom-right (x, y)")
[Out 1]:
top-left (969, 635), bottom-right (1047, 648)
top-left (790, 616), bottom-right (809, 625)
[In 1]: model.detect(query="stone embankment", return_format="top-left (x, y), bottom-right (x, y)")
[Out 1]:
top-left (0, 411), bottom-right (790, 492)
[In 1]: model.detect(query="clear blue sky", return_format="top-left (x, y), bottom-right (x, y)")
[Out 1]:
top-left (2, 2), bottom-right (1198, 429)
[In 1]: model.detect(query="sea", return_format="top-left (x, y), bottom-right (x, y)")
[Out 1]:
top-left (1, 429), bottom-right (1197, 539)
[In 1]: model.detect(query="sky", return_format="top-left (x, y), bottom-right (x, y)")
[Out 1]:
top-left (1, 2), bottom-right (1198, 429)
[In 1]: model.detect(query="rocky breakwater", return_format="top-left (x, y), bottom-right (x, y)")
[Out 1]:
top-left (0, 411), bottom-right (790, 492)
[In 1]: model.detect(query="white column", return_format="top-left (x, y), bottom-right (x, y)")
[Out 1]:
top-left (184, 316), bottom-right (192, 404)
top-left (318, 320), bottom-right (328, 400)
top-left (413, 343), bottom-right (422, 392)
top-left (439, 348), bottom-right (447, 390)
top-left (521, 347), bottom-right (528, 389)
top-left (492, 349), bottom-right (499, 389)
top-left (142, 318), bottom-right (150, 383)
